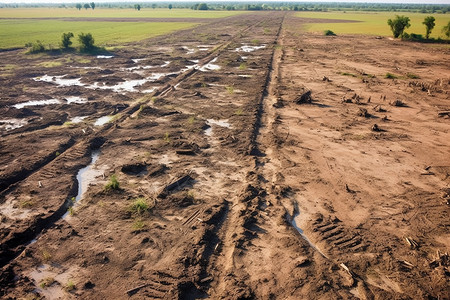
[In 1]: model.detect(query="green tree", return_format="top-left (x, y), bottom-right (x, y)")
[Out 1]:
top-left (83, 3), bottom-right (90, 10)
top-left (443, 21), bottom-right (450, 39)
top-left (168, 4), bottom-right (172, 9)
top-left (75, 3), bottom-right (82, 10)
top-left (197, 3), bottom-right (208, 10)
top-left (60, 32), bottom-right (74, 49)
top-left (422, 16), bottom-right (435, 39)
top-left (78, 33), bottom-right (95, 52)
top-left (151, 4), bottom-right (156, 9)
top-left (134, 4), bottom-right (141, 11)
top-left (90, 2), bottom-right (95, 10)
top-left (387, 15), bottom-right (411, 38)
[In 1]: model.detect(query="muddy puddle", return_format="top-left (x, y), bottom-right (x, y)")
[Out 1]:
top-left (29, 263), bottom-right (79, 299)
top-left (94, 116), bottom-right (113, 126)
top-left (125, 61), bottom-right (170, 71)
top-left (204, 119), bottom-right (231, 136)
top-left (65, 96), bottom-right (87, 104)
top-left (35, 75), bottom-right (82, 86)
top-left (234, 44), bottom-right (266, 52)
top-left (69, 116), bottom-right (88, 124)
top-left (0, 118), bottom-right (28, 131)
top-left (13, 99), bottom-right (61, 109)
top-left (63, 151), bottom-right (102, 219)
top-left (0, 197), bottom-right (34, 223)
top-left (199, 57), bottom-right (221, 71)
top-left (183, 46), bottom-right (195, 54)
top-left (35, 73), bottom-right (166, 93)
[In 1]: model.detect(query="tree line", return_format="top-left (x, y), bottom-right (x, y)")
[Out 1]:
top-left (388, 15), bottom-right (450, 41)
top-left (1, 2), bottom-right (448, 14)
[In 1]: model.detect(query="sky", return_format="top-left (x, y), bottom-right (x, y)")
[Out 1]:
top-left (1, 0), bottom-right (449, 4)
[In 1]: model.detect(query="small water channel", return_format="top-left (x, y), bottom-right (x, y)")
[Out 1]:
top-left (289, 205), bottom-right (329, 259)
top-left (63, 150), bottom-right (101, 219)
top-left (13, 99), bottom-right (61, 109)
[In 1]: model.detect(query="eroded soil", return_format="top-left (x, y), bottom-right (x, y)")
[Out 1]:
top-left (0, 12), bottom-right (449, 299)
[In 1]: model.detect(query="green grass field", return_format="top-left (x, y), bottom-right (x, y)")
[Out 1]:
top-left (0, 8), bottom-right (246, 19)
top-left (296, 11), bottom-right (450, 38)
top-left (0, 19), bottom-right (198, 49)
top-left (0, 8), bottom-right (247, 49)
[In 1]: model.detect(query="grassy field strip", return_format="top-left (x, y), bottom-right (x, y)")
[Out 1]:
top-left (296, 11), bottom-right (450, 38)
top-left (0, 20), bottom-right (198, 49)
top-left (0, 8), bottom-right (247, 19)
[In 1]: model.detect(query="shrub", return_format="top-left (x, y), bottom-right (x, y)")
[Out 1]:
top-left (104, 174), bottom-right (119, 190)
top-left (129, 197), bottom-right (151, 215)
top-left (324, 30), bottom-right (336, 36)
top-left (78, 33), bottom-right (95, 52)
top-left (61, 32), bottom-right (74, 49)
top-left (28, 40), bottom-right (45, 54)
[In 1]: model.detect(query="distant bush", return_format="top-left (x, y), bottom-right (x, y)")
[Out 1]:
top-left (324, 30), bottom-right (336, 36)
top-left (78, 32), bottom-right (95, 52)
top-left (27, 40), bottom-right (45, 53)
top-left (61, 32), bottom-right (74, 49)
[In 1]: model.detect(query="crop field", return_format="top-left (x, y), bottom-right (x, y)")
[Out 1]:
top-left (297, 11), bottom-right (450, 38)
top-left (0, 9), bottom-right (449, 300)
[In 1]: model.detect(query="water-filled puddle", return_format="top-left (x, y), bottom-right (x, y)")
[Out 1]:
top-left (63, 151), bottom-right (102, 219)
top-left (199, 57), bottom-right (221, 71)
top-left (235, 45), bottom-right (266, 52)
top-left (70, 116), bottom-right (88, 124)
top-left (29, 264), bottom-right (78, 299)
top-left (13, 99), bottom-right (61, 109)
top-left (97, 55), bottom-right (114, 59)
top-left (92, 79), bottom-right (149, 92)
top-left (183, 46), bottom-right (195, 54)
top-left (204, 119), bottom-right (231, 136)
top-left (0, 118), bottom-right (28, 131)
top-left (35, 75), bottom-right (82, 87)
top-left (65, 96), bottom-right (87, 104)
top-left (94, 116), bottom-right (113, 126)
top-left (125, 61), bottom-right (170, 71)
top-left (35, 73), bottom-right (169, 93)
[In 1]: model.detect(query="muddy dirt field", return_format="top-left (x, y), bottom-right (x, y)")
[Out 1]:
top-left (0, 12), bottom-right (449, 299)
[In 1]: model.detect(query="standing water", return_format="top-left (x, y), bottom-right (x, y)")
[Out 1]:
top-left (289, 205), bottom-right (329, 259)
top-left (63, 151), bottom-right (101, 218)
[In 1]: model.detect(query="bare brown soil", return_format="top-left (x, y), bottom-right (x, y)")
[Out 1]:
top-left (0, 12), bottom-right (449, 299)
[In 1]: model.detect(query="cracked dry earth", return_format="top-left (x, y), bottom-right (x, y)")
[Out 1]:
top-left (1, 11), bottom-right (449, 300)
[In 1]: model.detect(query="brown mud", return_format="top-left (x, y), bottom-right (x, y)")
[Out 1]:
top-left (0, 12), bottom-right (449, 299)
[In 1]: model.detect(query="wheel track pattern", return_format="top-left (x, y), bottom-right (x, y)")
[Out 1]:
top-left (0, 14), bottom-right (278, 271)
